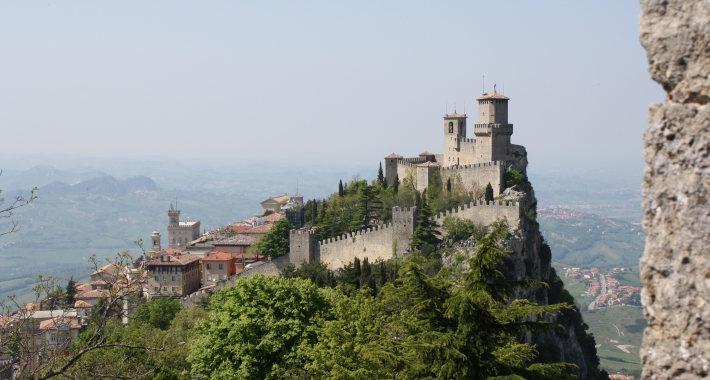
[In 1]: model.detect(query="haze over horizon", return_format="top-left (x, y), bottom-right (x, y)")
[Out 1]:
top-left (2, 1), bottom-right (662, 172)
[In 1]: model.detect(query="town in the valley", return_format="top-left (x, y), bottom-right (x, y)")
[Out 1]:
top-left (563, 266), bottom-right (642, 310)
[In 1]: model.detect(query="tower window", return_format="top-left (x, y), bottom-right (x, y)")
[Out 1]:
top-left (448, 122), bottom-right (453, 133)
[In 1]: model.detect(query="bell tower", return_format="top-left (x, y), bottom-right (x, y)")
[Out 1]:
top-left (442, 111), bottom-right (468, 166)
top-left (167, 205), bottom-right (181, 249)
top-left (151, 231), bottom-right (161, 252)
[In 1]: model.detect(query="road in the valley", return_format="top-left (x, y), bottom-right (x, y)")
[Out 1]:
top-left (587, 273), bottom-right (607, 311)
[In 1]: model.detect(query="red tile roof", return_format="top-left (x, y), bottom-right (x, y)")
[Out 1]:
top-left (384, 153), bottom-right (403, 159)
top-left (228, 225), bottom-right (252, 234)
top-left (39, 317), bottom-right (82, 330)
top-left (263, 213), bottom-right (284, 223)
top-left (201, 251), bottom-right (237, 261)
top-left (244, 223), bottom-right (274, 234)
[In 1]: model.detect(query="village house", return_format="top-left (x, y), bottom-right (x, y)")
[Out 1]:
top-left (201, 251), bottom-right (238, 284)
top-left (145, 250), bottom-right (201, 299)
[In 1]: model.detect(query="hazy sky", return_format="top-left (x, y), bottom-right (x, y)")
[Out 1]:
top-left (1, 1), bottom-right (663, 171)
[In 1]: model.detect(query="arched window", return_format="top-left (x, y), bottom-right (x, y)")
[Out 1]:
top-left (448, 122), bottom-right (453, 133)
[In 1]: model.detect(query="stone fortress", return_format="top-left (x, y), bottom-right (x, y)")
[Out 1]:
top-left (180, 88), bottom-right (529, 295)
top-left (386, 88), bottom-right (527, 197)
top-left (244, 88), bottom-right (527, 276)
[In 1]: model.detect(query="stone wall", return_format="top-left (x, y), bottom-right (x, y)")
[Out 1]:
top-left (639, 1), bottom-right (710, 378)
top-left (434, 200), bottom-right (519, 230)
top-left (316, 206), bottom-right (417, 270)
top-left (440, 161), bottom-right (505, 195)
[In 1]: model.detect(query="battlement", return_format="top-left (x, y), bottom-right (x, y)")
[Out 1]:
top-left (318, 223), bottom-right (390, 246)
top-left (434, 200), bottom-right (520, 229)
top-left (440, 161), bottom-right (505, 171)
top-left (290, 229), bottom-right (317, 236)
top-left (402, 157), bottom-right (426, 164)
top-left (473, 124), bottom-right (514, 135)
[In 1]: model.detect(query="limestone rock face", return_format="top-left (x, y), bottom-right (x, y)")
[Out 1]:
top-left (639, 1), bottom-right (710, 378)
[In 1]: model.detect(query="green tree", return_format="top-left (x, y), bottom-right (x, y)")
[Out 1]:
top-left (188, 275), bottom-right (331, 379)
top-left (377, 162), bottom-right (385, 186)
top-left (256, 218), bottom-right (294, 258)
top-left (441, 216), bottom-right (476, 245)
top-left (393, 173), bottom-right (399, 193)
top-left (338, 179), bottom-right (344, 197)
top-left (504, 168), bottom-right (527, 188)
top-left (130, 298), bottom-right (183, 330)
top-left (65, 277), bottom-right (77, 308)
top-left (485, 182), bottom-right (494, 202)
top-left (409, 189), bottom-right (442, 248)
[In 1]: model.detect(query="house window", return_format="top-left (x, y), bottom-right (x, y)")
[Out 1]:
top-left (154, 287), bottom-right (159, 292)
top-left (207, 275), bottom-right (212, 281)
top-left (51, 334), bottom-right (57, 342)
top-left (218, 264), bottom-right (224, 270)
top-left (172, 276), bottom-right (176, 281)
top-left (206, 264), bottom-right (211, 270)
top-left (163, 287), bottom-right (167, 291)
top-left (172, 287), bottom-right (177, 292)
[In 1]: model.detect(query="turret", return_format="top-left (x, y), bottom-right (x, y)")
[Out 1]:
top-left (474, 90), bottom-right (513, 163)
top-left (151, 231), bottom-right (161, 252)
top-left (384, 153), bottom-right (403, 188)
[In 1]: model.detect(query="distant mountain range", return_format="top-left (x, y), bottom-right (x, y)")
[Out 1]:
top-left (41, 175), bottom-right (158, 196)
top-left (0, 165), bottom-right (109, 190)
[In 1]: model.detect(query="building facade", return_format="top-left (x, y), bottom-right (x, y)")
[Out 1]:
top-left (167, 207), bottom-right (201, 249)
top-left (145, 250), bottom-right (201, 298)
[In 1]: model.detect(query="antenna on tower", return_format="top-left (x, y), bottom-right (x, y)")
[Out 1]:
top-left (454, 103), bottom-right (456, 113)
top-left (175, 197), bottom-right (178, 210)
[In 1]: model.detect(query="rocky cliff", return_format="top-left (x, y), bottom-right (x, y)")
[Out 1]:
top-left (497, 182), bottom-right (605, 379)
top-left (639, 1), bottom-right (710, 378)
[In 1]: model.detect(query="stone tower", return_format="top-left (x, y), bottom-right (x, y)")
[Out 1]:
top-left (384, 153), bottom-right (404, 187)
top-left (151, 231), bottom-right (161, 252)
top-left (474, 90), bottom-right (513, 163)
top-left (442, 112), bottom-right (468, 166)
top-left (167, 206), bottom-right (181, 249)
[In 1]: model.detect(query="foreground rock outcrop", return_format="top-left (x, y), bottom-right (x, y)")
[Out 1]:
top-left (639, 1), bottom-right (710, 378)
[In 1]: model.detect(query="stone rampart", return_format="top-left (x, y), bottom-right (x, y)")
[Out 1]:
top-left (434, 200), bottom-right (519, 230)
top-left (316, 206), bottom-right (417, 270)
top-left (440, 161), bottom-right (505, 195)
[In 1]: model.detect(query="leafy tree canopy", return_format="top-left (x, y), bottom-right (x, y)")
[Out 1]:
top-left (256, 218), bottom-right (294, 258)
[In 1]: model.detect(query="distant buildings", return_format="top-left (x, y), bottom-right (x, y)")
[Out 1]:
top-left (144, 250), bottom-right (201, 299)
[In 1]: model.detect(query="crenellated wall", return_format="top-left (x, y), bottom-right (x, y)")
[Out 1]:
top-left (316, 206), bottom-right (417, 270)
top-left (434, 200), bottom-right (519, 230)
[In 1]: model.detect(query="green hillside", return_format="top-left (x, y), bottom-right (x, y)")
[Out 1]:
top-left (546, 208), bottom-right (647, 377)
top-left (539, 207), bottom-right (645, 270)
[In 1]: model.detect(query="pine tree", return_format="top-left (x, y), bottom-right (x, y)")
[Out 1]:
top-left (338, 180), bottom-right (344, 197)
top-left (446, 177), bottom-right (452, 192)
top-left (65, 277), bottom-right (77, 308)
top-left (360, 257), bottom-right (372, 288)
top-left (485, 182), bottom-right (494, 202)
top-left (409, 189), bottom-right (442, 247)
top-left (377, 162), bottom-right (385, 186)
top-left (354, 257), bottom-right (361, 278)
top-left (312, 199), bottom-right (318, 224)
